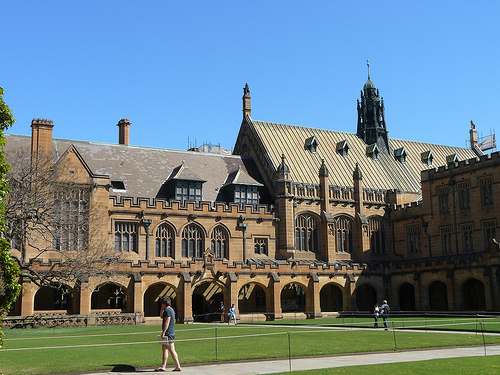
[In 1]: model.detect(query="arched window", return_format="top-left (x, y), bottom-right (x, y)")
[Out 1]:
top-left (295, 214), bottom-right (319, 252)
top-left (155, 223), bottom-right (174, 258)
top-left (332, 215), bottom-right (354, 253)
top-left (211, 226), bottom-right (229, 259)
top-left (369, 216), bottom-right (387, 254)
top-left (181, 224), bottom-right (204, 258)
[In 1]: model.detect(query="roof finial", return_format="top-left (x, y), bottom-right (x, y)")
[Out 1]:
top-left (367, 58), bottom-right (370, 80)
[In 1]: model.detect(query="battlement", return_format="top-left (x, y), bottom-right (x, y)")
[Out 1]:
top-left (422, 151), bottom-right (500, 181)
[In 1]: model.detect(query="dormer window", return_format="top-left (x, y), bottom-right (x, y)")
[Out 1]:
top-left (162, 161), bottom-right (207, 203)
top-left (446, 154), bottom-right (459, 164)
top-left (175, 181), bottom-right (202, 202)
top-left (336, 140), bottom-right (350, 156)
top-left (421, 150), bottom-right (434, 166)
top-left (366, 143), bottom-right (379, 159)
top-left (222, 165), bottom-right (263, 206)
top-left (394, 147), bottom-right (407, 163)
top-left (305, 136), bottom-right (319, 153)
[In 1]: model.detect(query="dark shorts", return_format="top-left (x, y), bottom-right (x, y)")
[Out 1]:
top-left (159, 333), bottom-right (175, 345)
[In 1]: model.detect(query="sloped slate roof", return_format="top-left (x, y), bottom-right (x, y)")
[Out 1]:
top-left (223, 166), bottom-right (263, 187)
top-left (247, 120), bottom-right (477, 193)
top-left (5, 134), bottom-right (264, 202)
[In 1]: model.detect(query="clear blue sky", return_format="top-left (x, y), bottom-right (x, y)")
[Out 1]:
top-left (2, 1), bottom-right (499, 151)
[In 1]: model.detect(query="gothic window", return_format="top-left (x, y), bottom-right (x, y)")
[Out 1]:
top-left (369, 217), bottom-right (387, 254)
top-left (479, 177), bottom-right (493, 206)
top-left (181, 224), bottom-right (204, 258)
top-left (175, 181), bottom-right (202, 203)
top-left (52, 188), bottom-right (89, 251)
top-left (114, 222), bottom-right (138, 253)
top-left (482, 220), bottom-right (497, 250)
top-left (458, 182), bottom-right (471, 210)
top-left (406, 225), bottom-right (421, 254)
top-left (155, 223), bottom-right (174, 258)
top-left (211, 226), bottom-right (229, 259)
top-left (332, 216), bottom-right (354, 253)
top-left (440, 227), bottom-right (452, 254)
top-left (295, 214), bottom-right (319, 252)
top-left (438, 186), bottom-right (450, 214)
top-left (234, 185), bottom-right (259, 205)
top-left (254, 238), bottom-right (268, 255)
top-left (460, 223), bottom-right (474, 252)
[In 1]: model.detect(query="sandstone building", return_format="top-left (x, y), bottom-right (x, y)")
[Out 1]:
top-left (6, 73), bottom-right (499, 323)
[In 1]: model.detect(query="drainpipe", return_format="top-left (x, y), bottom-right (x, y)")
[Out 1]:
top-left (238, 215), bottom-right (248, 264)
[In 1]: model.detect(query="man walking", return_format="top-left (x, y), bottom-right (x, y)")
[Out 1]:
top-left (380, 300), bottom-right (390, 330)
top-left (156, 297), bottom-right (182, 372)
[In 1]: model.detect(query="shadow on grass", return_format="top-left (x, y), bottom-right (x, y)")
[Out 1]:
top-left (106, 364), bottom-right (137, 372)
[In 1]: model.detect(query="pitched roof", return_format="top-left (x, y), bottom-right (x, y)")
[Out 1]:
top-left (5, 134), bottom-right (264, 202)
top-left (243, 120), bottom-right (477, 193)
top-left (223, 165), bottom-right (264, 187)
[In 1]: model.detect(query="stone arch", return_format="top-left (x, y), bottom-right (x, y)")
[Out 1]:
top-left (320, 282), bottom-right (343, 312)
top-left (355, 283), bottom-right (377, 312)
top-left (143, 282), bottom-right (178, 317)
top-left (461, 278), bottom-right (486, 311)
top-left (294, 212), bottom-right (321, 252)
top-left (398, 283), bottom-right (415, 311)
top-left (91, 282), bottom-right (131, 312)
top-left (428, 280), bottom-right (448, 311)
top-left (191, 279), bottom-right (225, 322)
top-left (281, 282), bottom-right (307, 312)
top-left (34, 284), bottom-right (73, 312)
top-left (238, 282), bottom-right (268, 313)
top-left (154, 221), bottom-right (176, 258)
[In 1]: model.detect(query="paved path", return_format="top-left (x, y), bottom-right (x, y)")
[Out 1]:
top-left (81, 344), bottom-right (500, 374)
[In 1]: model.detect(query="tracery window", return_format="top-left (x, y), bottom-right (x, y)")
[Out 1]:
top-left (460, 223), bottom-right (474, 252)
top-left (479, 177), bottom-right (493, 206)
top-left (438, 186), bottom-right (450, 214)
top-left (332, 216), bottom-right (353, 253)
top-left (181, 224), bottom-right (204, 258)
top-left (155, 223), bottom-right (174, 258)
top-left (211, 226), bottom-right (229, 259)
top-left (52, 188), bottom-right (89, 251)
top-left (482, 220), bottom-right (496, 251)
top-left (294, 214), bottom-right (319, 252)
top-left (114, 222), bottom-right (138, 253)
top-left (440, 227), bottom-right (452, 254)
top-left (458, 182), bottom-right (471, 210)
top-left (406, 225), bottom-right (421, 254)
top-left (369, 217), bottom-right (387, 254)
top-left (254, 238), bottom-right (268, 255)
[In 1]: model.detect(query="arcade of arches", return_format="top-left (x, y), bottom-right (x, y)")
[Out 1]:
top-left (19, 272), bottom-right (493, 320)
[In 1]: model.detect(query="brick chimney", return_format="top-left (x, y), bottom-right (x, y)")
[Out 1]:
top-left (117, 119), bottom-right (131, 145)
top-left (242, 83), bottom-right (251, 119)
top-left (31, 118), bottom-right (54, 165)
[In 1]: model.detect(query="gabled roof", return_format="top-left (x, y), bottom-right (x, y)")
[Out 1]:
top-left (237, 120), bottom-right (477, 193)
top-left (5, 134), bottom-right (264, 202)
top-left (223, 165), bottom-right (263, 187)
top-left (166, 161), bottom-right (207, 183)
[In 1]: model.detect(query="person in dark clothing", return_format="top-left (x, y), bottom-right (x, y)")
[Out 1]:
top-left (380, 300), bottom-right (390, 330)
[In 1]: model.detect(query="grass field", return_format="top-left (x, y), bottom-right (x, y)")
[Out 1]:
top-left (1, 317), bottom-right (500, 375)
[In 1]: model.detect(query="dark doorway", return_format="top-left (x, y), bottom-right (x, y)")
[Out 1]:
top-left (320, 283), bottom-right (343, 312)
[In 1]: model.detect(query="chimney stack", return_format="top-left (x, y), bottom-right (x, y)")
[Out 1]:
top-left (31, 118), bottom-right (54, 165)
top-left (117, 119), bottom-right (131, 145)
top-left (242, 83), bottom-right (251, 119)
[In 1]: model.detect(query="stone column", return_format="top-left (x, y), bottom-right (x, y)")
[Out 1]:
top-left (20, 277), bottom-right (35, 316)
top-left (270, 273), bottom-right (282, 320)
top-left (308, 274), bottom-right (321, 318)
top-left (179, 272), bottom-right (193, 323)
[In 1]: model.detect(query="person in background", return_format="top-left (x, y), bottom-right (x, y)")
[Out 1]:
top-left (156, 297), bottom-right (182, 372)
top-left (228, 303), bottom-right (237, 325)
top-left (380, 300), bottom-right (390, 331)
top-left (373, 303), bottom-right (380, 328)
top-left (219, 301), bottom-right (225, 323)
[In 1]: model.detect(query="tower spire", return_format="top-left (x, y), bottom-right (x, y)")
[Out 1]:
top-left (367, 58), bottom-right (370, 80)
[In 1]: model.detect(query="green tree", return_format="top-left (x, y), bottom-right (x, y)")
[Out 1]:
top-left (0, 87), bottom-right (21, 349)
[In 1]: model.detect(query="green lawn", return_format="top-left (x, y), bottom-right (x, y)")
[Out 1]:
top-left (1, 319), bottom-right (499, 375)
top-left (273, 355), bottom-right (500, 375)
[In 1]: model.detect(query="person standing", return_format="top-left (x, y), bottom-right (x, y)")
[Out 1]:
top-left (380, 300), bottom-right (390, 330)
top-left (156, 297), bottom-right (182, 372)
top-left (373, 303), bottom-right (380, 328)
top-left (219, 302), bottom-right (225, 323)
top-left (228, 303), bottom-right (237, 325)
